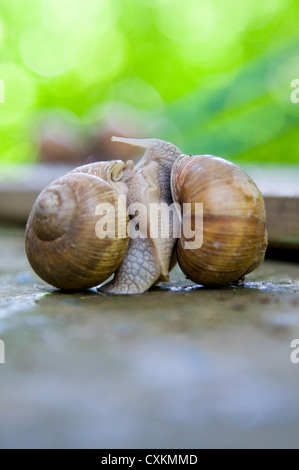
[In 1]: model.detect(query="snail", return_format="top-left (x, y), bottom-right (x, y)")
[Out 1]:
top-left (25, 160), bottom-right (130, 290)
top-left (25, 137), bottom-right (182, 293)
top-left (25, 137), bottom-right (267, 294)
top-left (171, 154), bottom-right (268, 286)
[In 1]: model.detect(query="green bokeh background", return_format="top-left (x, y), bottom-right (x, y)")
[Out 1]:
top-left (0, 0), bottom-right (299, 164)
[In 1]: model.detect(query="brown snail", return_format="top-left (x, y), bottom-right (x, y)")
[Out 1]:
top-left (25, 160), bottom-right (130, 290)
top-left (171, 154), bottom-right (268, 286)
top-left (25, 137), bottom-right (267, 294)
top-left (25, 137), bottom-right (182, 293)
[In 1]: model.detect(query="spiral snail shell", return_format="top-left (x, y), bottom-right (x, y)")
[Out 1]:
top-left (171, 154), bottom-right (268, 286)
top-left (25, 160), bottom-right (130, 290)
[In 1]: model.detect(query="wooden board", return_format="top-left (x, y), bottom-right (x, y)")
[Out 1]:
top-left (0, 164), bottom-right (73, 224)
top-left (243, 165), bottom-right (299, 249)
top-left (0, 164), bottom-right (298, 249)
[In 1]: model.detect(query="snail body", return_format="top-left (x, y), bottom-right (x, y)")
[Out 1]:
top-left (171, 154), bottom-right (267, 286)
top-left (100, 137), bottom-right (182, 294)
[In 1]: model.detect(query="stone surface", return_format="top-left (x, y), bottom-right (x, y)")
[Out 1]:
top-left (0, 226), bottom-right (299, 448)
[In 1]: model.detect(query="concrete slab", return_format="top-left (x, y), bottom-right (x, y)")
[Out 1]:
top-left (0, 226), bottom-right (299, 448)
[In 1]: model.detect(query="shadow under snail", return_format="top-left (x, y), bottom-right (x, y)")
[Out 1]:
top-left (25, 137), bottom-right (268, 294)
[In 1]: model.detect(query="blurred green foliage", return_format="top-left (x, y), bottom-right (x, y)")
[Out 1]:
top-left (0, 0), bottom-right (299, 163)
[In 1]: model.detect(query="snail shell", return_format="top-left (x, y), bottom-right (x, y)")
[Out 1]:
top-left (171, 154), bottom-right (268, 286)
top-left (25, 161), bottom-right (129, 290)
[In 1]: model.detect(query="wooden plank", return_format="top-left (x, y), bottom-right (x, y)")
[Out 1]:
top-left (0, 189), bottom-right (39, 224)
top-left (264, 196), bottom-right (299, 249)
top-left (244, 165), bottom-right (299, 249)
top-left (0, 164), bottom-right (73, 224)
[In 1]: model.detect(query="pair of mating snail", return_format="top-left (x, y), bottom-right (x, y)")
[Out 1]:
top-left (25, 137), bottom-right (267, 294)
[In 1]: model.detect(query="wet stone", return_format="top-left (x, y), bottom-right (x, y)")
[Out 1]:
top-left (0, 226), bottom-right (299, 448)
